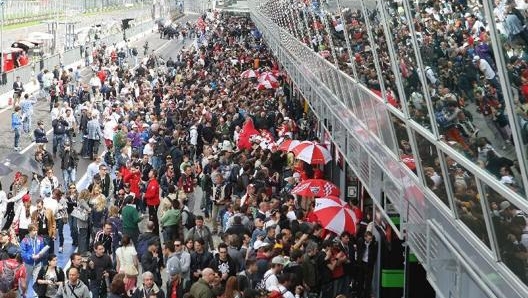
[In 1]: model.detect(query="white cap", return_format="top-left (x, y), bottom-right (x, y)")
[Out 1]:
top-left (253, 240), bottom-right (270, 250)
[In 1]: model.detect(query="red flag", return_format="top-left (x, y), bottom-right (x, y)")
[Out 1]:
top-left (237, 118), bottom-right (259, 150)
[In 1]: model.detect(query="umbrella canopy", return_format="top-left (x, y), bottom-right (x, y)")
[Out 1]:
top-left (258, 71), bottom-right (278, 83)
top-left (291, 141), bottom-right (332, 165)
top-left (3, 153), bottom-right (41, 174)
top-left (277, 139), bottom-right (300, 152)
top-left (241, 69), bottom-right (257, 78)
top-left (0, 163), bottom-right (13, 176)
top-left (291, 179), bottom-right (340, 197)
top-left (314, 196), bottom-right (357, 235)
top-left (256, 80), bottom-right (279, 90)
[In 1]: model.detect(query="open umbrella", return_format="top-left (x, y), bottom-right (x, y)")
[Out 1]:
top-left (291, 179), bottom-right (340, 197)
top-left (258, 71), bottom-right (278, 83)
top-left (241, 69), bottom-right (257, 78)
top-left (277, 139), bottom-right (300, 152)
top-left (291, 141), bottom-right (332, 165)
top-left (314, 196), bottom-right (357, 235)
top-left (256, 80), bottom-right (279, 90)
top-left (3, 153), bottom-right (41, 174)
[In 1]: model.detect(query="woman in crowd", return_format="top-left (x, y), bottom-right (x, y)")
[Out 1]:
top-left (115, 234), bottom-right (139, 293)
top-left (35, 254), bottom-right (65, 298)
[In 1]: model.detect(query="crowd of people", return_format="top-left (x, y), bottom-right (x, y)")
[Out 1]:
top-left (1, 9), bottom-right (385, 298)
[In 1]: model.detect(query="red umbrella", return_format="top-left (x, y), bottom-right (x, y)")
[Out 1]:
top-left (291, 141), bottom-right (332, 165)
top-left (241, 69), bottom-right (257, 78)
top-left (258, 71), bottom-right (278, 83)
top-left (314, 196), bottom-right (357, 235)
top-left (277, 139), bottom-right (300, 152)
top-left (291, 179), bottom-right (340, 197)
top-left (257, 80), bottom-right (279, 90)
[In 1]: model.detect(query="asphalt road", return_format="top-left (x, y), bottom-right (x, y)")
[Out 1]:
top-left (2, 6), bottom-right (152, 51)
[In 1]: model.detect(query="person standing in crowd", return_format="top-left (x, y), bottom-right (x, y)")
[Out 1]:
top-left (189, 267), bottom-right (215, 298)
top-left (20, 224), bottom-right (47, 288)
top-left (13, 194), bottom-right (35, 240)
top-left (35, 254), bottom-right (65, 298)
top-left (0, 245), bottom-right (27, 297)
top-left (87, 242), bottom-right (115, 298)
top-left (65, 184), bottom-right (79, 247)
top-left (190, 238), bottom-right (214, 283)
top-left (121, 196), bottom-right (143, 248)
top-left (19, 93), bottom-right (36, 135)
top-left (60, 140), bottom-right (79, 191)
top-left (141, 241), bottom-right (163, 287)
top-left (56, 266), bottom-right (91, 298)
top-left (32, 199), bottom-right (56, 254)
top-left (130, 271), bottom-right (164, 298)
top-left (211, 172), bottom-right (231, 235)
top-left (11, 106), bottom-right (23, 151)
top-left (186, 215), bottom-right (214, 252)
top-left (12, 76), bottom-right (24, 108)
top-left (86, 112), bottom-right (102, 160)
top-left (356, 231), bottom-right (377, 298)
top-left (178, 165), bottom-right (195, 211)
top-left (144, 169), bottom-right (161, 235)
top-left (210, 243), bottom-right (238, 286)
top-left (160, 199), bottom-right (181, 243)
top-left (115, 235), bottom-right (139, 292)
top-left (52, 115), bottom-right (69, 158)
top-left (66, 253), bottom-right (90, 287)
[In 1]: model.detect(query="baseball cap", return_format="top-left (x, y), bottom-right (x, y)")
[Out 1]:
top-left (271, 256), bottom-right (286, 266)
top-left (253, 240), bottom-right (271, 250)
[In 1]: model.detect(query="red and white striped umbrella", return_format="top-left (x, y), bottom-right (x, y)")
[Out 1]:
top-left (240, 69), bottom-right (257, 78)
top-left (314, 196), bottom-right (357, 235)
top-left (277, 139), bottom-right (300, 152)
top-left (291, 179), bottom-right (340, 197)
top-left (256, 80), bottom-right (279, 90)
top-left (291, 141), bottom-right (332, 165)
top-left (258, 71), bottom-right (278, 83)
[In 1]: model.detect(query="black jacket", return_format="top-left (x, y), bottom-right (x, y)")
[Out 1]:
top-left (60, 147), bottom-right (79, 170)
top-left (356, 239), bottom-right (378, 267)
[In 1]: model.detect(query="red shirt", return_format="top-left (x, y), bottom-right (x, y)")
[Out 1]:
top-left (144, 178), bottom-right (160, 206)
top-left (123, 169), bottom-right (141, 199)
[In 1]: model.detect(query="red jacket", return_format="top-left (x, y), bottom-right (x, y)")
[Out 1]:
top-left (144, 178), bottom-right (160, 206)
top-left (123, 169), bottom-right (141, 199)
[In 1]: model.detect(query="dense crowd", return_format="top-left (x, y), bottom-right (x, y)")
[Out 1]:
top-left (3, 10), bottom-right (383, 298)
top-left (259, 0), bottom-right (528, 286)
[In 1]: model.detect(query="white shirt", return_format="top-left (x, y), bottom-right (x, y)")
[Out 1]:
top-left (143, 143), bottom-right (154, 157)
top-left (14, 205), bottom-right (37, 229)
top-left (264, 269), bottom-right (279, 292)
top-left (362, 242), bottom-right (371, 263)
top-left (478, 59), bottom-right (496, 80)
top-left (276, 285), bottom-right (294, 298)
top-left (39, 176), bottom-right (59, 198)
top-left (103, 119), bottom-right (118, 140)
top-left (43, 196), bottom-right (59, 217)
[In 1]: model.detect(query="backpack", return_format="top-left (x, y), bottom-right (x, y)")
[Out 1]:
top-left (0, 260), bottom-right (21, 293)
top-left (256, 272), bottom-right (273, 291)
top-left (182, 209), bottom-right (196, 230)
top-left (137, 237), bottom-right (150, 257)
top-left (132, 48), bottom-right (138, 56)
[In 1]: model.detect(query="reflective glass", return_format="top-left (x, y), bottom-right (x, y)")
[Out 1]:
top-left (484, 185), bottom-right (528, 285)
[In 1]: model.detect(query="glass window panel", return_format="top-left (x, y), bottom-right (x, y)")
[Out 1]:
top-left (391, 116), bottom-right (418, 175)
top-left (484, 185), bottom-right (528, 285)
top-left (437, 155), bottom-right (490, 249)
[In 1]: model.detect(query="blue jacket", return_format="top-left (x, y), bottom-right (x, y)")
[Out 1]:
top-left (20, 235), bottom-right (46, 265)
